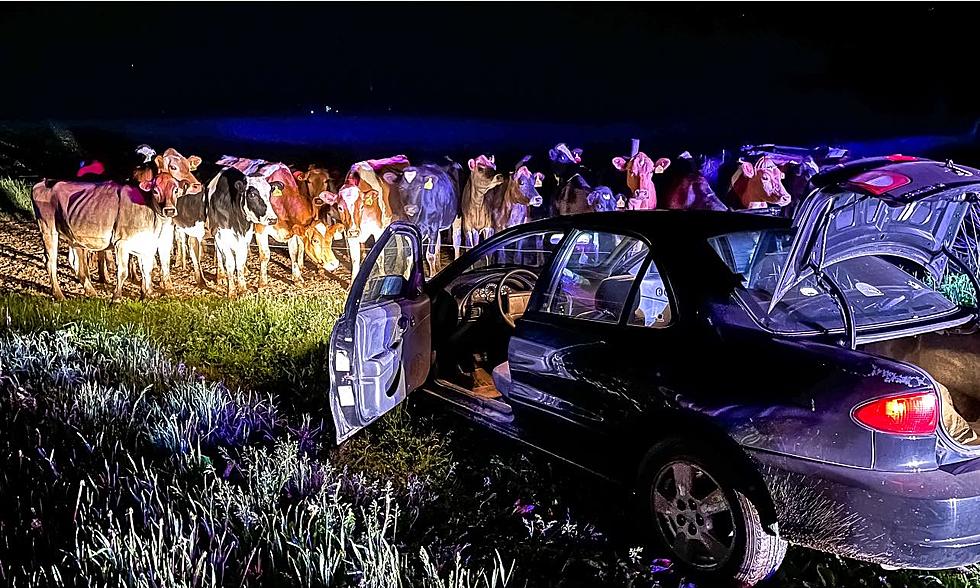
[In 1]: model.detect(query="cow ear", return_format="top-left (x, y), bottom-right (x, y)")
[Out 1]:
top-left (382, 171), bottom-right (400, 184)
top-left (741, 161), bottom-right (755, 178)
top-left (490, 174), bottom-right (505, 188)
top-left (612, 157), bottom-right (628, 171)
top-left (548, 148), bottom-right (559, 161)
top-left (139, 179), bottom-right (154, 192)
top-left (468, 158), bottom-right (477, 171)
top-left (533, 172), bottom-right (545, 188)
top-left (187, 156), bottom-right (202, 171)
top-left (654, 158), bottom-right (671, 173)
top-left (572, 148), bottom-right (583, 161)
top-left (293, 170), bottom-right (308, 181)
top-left (153, 155), bottom-right (165, 171)
top-left (587, 190), bottom-right (598, 206)
top-left (234, 179), bottom-right (246, 193)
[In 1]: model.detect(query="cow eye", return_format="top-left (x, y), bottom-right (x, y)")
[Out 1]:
top-left (169, 164), bottom-right (177, 171)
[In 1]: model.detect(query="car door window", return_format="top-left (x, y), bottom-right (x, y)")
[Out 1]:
top-left (629, 259), bottom-right (673, 327)
top-left (534, 230), bottom-right (650, 323)
top-left (361, 233), bottom-right (417, 305)
top-left (465, 230), bottom-right (566, 275)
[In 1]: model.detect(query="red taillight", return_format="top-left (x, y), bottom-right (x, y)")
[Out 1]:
top-left (886, 154), bottom-right (919, 162)
top-left (848, 170), bottom-right (912, 195)
top-left (852, 391), bottom-right (938, 436)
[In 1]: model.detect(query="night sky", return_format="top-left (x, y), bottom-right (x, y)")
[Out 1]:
top-left (1, 3), bottom-right (976, 146)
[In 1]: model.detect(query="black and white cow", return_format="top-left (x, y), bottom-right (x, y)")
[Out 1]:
top-left (169, 163), bottom-right (277, 296)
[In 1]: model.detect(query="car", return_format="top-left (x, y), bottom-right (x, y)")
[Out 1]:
top-left (327, 156), bottom-right (980, 586)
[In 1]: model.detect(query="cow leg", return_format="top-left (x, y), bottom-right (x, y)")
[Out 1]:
top-left (175, 229), bottom-right (188, 271)
top-left (234, 238), bottom-right (248, 295)
top-left (137, 252), bottom-right (154, 300)
top-left (426, 233), bottom-right (440, 277)
top-left (188, 236), bottom-right (205, 287)
top-left (254, 228), bottom-right (271, 288)
top-left (113, 246), bottom-right (129, 301)
top-left (287, 235), bottom-right (304, 284)
top-left (97, 251), bottom-right (110, 284)
top-left (451, 217), bottom-right (462, 259)
top-left (215, 242), bottom-right (226, 281)
top-left (72, 247), bottom-right (98, 297)
top-left (157, 222), bottom-right (174, 292)
top-left (220, 245), bottom-right (236, 298)
top-left (348, 237), bottom-right (362, 278)
top-left (128, 257), bottom-right (140, 284)
top-left (37, 222), bottom-right (65, 301)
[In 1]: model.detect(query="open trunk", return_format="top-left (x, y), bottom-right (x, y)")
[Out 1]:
top-left (862, 331), bottom-right (980, 447)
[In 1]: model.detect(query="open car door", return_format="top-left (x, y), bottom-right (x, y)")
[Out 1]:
top-left (329, 222), bottom-right (431, 443)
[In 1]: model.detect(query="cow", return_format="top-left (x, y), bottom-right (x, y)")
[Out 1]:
top-left (339, 156), bottom-right (412, 277)
top-left (32, 173), bottom-right (186, 301)
top-left (487, 165), bottom-right (544, 232)
top-left (294, 165), bottom-right (342, 204)
top-left (205, 167), bottom-right (279, 297)
top-left (132, 147), bottom-right (203, 191)
top-left (610, 151), bottom-right (672, 210)
top-left (383, 161), bottom-right (461, 275)
top-left (655, 152), bottom-right (729, 211)
top-left (552, 174), bottom-right (618, 216)
top-left (541, 143), bottom-right (587, 219)
top-left (460, 154), bottom-right (505, 249)
top-left (728, 155), bottom-right (792, 210)
top-left (217, 156), bottom-right (338, 285)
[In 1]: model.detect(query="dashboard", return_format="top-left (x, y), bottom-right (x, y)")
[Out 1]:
top-left (448, 268), bottom-right (537, 321)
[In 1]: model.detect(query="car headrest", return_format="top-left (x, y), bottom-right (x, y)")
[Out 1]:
top-left (594, 275), bottom-right (636, 317)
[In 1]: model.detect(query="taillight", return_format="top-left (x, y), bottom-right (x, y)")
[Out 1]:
top-left (852, 391), bottom-right (938, 436)
top-left (886, 154), bottom-right (919, 162)
top-left (848, 170), bottom-right (912, 195)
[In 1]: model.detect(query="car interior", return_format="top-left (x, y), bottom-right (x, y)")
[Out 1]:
top-left (430, 228), bottom-right (672, 411)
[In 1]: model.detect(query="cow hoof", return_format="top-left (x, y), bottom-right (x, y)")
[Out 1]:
top-left (52, 291), bottom-right (66, 302)
top-left (292, 274), bottom-right (305, 285)
top-left (83, 287), bottom-right (97, 297)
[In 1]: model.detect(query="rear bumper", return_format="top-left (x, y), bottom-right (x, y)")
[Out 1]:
top-left (749, 450), bottom-right (980, 569)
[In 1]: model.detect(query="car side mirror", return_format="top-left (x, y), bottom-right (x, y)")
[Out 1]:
top-left (377, 274), bottom-right (407, 299)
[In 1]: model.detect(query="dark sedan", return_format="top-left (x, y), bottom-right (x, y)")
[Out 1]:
top-left (329, 156), bottom-right (980, 585)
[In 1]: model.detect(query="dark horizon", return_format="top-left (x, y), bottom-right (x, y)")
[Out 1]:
top-left (2, 3), bottom-right (976, 144)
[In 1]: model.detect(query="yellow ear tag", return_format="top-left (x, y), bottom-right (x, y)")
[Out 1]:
top-left (272, 188), bottom-right (283, 197)
top-left (424, 177), bottom-right (434, 190)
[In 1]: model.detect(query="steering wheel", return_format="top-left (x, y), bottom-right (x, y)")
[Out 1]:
top-left (497, 269), bottom-right (537, 328)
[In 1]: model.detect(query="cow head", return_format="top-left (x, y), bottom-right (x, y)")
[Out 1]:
top-left (735, 156), bottom-right (792, 209)
top-left (304, 221), bottom-right (344, 272)
top-left (153, 148), bottom-right (203, 194)
top-left (139, 171), bottom-right (188, 218)
top-left (239, 175), bottom-right (280, 225)
top-left (586, 186), bottom-right (617, 212)
top-left (548, 143), bottom-right (583, 165)
top-left (513, 167), bottom-right (544, 207)
top-left (338, 183), bottom-right (383, 238)
top-left (294, 165), bottom-right (336, 207)
top-left (385, 167), bottom-right (427, 219)
top-left (611, 152), bottom-right (670, 209)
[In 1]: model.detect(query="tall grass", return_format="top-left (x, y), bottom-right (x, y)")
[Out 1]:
top-left (0, 176), bottom-right (33, 216)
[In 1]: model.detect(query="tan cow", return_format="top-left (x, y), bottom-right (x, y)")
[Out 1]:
top-left (729, 155), bottom-right (792, 209)
top-left (460, 154), bottom-right (505, 248)
top-left (32, 173), bottom-right (187, 301)
top-left (611, 152), bottom-right (671, 210)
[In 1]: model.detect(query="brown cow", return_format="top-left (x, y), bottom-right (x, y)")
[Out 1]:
top-left (729, 155), bottom-right (792, 210)
top-left (488, 166), bottom-right (544, 233)
top-left (216, 156), bottom-right (335, 285)
top-left (610, 152), bottom-right (671, 210)
top-left (132, 147), bottom-right (203, 193)
top-left (339, 157), bottom-right (411, 277)
top-left (460, 154), bottom-right (505, 248)
top-left (32, 173), bottom-right (186, 301)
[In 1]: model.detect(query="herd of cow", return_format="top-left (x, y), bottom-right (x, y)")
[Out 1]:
top-left (29, 141), bottom-right (843, 300)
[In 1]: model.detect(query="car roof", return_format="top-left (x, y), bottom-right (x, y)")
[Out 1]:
top-left (517, 209), bottom-right (792, 242)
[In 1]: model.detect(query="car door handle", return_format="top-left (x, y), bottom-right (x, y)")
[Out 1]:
top-left (398, 316), bottom-right (416, 330)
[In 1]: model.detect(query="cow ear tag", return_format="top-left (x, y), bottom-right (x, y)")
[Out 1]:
top-left (424, 177), bottom-right (434, 190)
top-left (534, 176), bottom-right (543, 188)
top-left (272, 187), bottom-right (283, 197)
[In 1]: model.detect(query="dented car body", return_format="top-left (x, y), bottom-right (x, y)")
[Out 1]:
top-left (330, 157), bottom-right (980, 580)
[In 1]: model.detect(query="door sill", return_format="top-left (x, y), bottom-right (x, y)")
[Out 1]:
top-left (428, 379), bottom-right (514, 421)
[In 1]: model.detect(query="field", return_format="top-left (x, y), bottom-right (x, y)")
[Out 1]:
top-left (3, 170), bottom-right (980, 586)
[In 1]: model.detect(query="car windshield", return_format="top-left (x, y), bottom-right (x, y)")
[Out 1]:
top-left (709, 229), bottom-right (958, 333)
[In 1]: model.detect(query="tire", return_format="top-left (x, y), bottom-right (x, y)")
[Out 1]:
top-left (637, 439), bottom-right (787, 587)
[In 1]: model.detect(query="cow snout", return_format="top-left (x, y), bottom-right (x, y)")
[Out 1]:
top-left (634, 189), bottom-right (649, 200)
top-left (324, 259), bottom-right (340, 272)
top-left (529, 195), bottom-right (543, 207)
top-left (266, 215), bottom-right (279, 225)
top-left (347, 227), bottom-right (360, 238)
top-left (163, 206), bottom-right (178, 218)
top-left (403, 205), bottom-right (420, 217)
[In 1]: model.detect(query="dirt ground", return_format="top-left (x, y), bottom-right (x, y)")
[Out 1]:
top-left (0, 212), bottom-right (354, 300)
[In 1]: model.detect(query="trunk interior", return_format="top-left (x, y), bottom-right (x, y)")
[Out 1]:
top-left (862, 330), bottom-right (980, 447)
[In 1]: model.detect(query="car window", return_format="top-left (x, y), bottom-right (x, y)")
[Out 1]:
top-left (534, 230), bottom-right (653, 324)
top-left (464, 230), bottom-right (565, 275)
top-left (629, 259), bottom-right (672, 328)
top-left (360, 233), bottom-right (416, 306)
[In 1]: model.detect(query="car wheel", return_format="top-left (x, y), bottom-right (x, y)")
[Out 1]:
top-left (638, 440), bottom-right (787, 587)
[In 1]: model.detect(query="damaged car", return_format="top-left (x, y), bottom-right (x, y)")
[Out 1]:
top-left (328, 156), bottom-right (980, 586)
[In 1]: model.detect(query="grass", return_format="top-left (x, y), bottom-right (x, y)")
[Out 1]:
top-left (0, 176), bottom-right (33, 216)
top-left (2, 292), bottom-right (980, 587)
